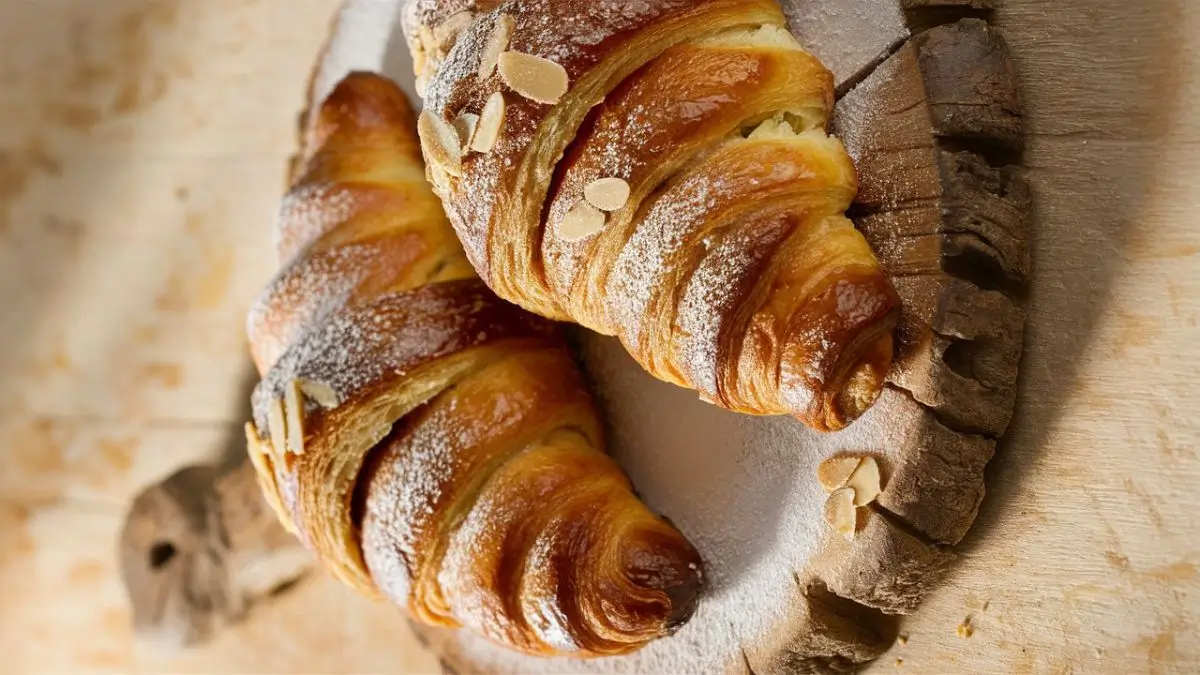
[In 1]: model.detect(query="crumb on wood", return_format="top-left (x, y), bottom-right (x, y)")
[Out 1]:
top-left (981, 599), bottom-right (990, 612)
top-left (897, 634), bottom-right (909, 646)
top-left (956, 616), bottom-right (975, 639)
top-left (895, 657), bottom-right (904, 667)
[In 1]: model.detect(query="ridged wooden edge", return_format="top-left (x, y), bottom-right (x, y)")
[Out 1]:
top-left (741, 6), bottom-right (1029, 673)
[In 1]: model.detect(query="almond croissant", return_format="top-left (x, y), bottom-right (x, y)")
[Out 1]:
top-left (408, 0), bottom-right (900, 431)
top-left (243, 72), bottom-right (702, 657)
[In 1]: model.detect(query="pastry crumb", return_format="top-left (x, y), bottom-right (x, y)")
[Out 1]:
top-left (956, 616), bottom-right (974, 639)
top-left (897, 634), bottom-right (908, 646)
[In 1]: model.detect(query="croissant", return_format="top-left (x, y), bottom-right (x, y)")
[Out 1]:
top-left (243, 72), bottom-right (702, 657)
top-left (407, 0), bottom-right (901, 431)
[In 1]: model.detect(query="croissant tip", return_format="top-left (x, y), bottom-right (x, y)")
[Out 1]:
top-left (818, 330), bottom-right (895, 432)
top-left (663, 560), bottom-right (704, 634)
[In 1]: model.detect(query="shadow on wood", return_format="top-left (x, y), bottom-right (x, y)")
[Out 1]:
top-left (964, 0), bottom-right (1187, 553)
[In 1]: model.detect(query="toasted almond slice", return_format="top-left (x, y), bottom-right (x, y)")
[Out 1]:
top-left (471, 92), bottom-right (506, 153)
top-left (478, 13), bottom-right (516, 78)
top-left (498, 51), bottom-right (569, 104)
top-left (824, 487), bottom-right (858, 540)
top-left (284, 380), bottom-right (306, 456)
top-left (418, 23), bottom-right (438, 61)
top-left (454, 112), bottom-right (480, 148)
top-left (817, 456), bottom-right (862, 492)
top-left (584, 177), bottom-right (631, 212)
top-left (846, 456), bottom-right (882, 506)
top-left (559, 201), bottom-right (606, 241)
top-left (298, 378), bottom-right (340, 409)
top-left (433, 11), bottom-right (474, 54)
top-left (418, 109), bottom-right (463, 177)
top-left (245, 423), bottom-right (271, 465)
top-left (266, 397), bottom-right (287, 460)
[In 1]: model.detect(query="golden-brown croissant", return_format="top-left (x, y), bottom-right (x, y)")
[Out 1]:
top-left (243, 72), bottom-right (702, 657)
top-left (407, 0), bottom-right (900, 431)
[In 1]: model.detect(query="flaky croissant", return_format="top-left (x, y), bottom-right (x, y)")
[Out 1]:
top-left (243, 72), bottom-right (702, 657)
top-left (407, 0), bottom-right (901, 431)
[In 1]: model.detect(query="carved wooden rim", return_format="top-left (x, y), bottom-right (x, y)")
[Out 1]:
top-left (739, 3), bottom-right (1030, 671)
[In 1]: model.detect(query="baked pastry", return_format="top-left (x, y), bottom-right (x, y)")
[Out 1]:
top-left (406, 0), bottom-right (901, 431)
top-left (243, 72), bottom-right (702, 657)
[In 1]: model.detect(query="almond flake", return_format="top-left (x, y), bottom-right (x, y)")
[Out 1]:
top-left (559, 201), bottom-right (606, 241)
top-left (433, 11), bottom-right (474, 55)
top-left (846, 456), bottom-right (882, 506)
top-left (454, 113), bottom-right (480, 148)
top-left (418, 24), bottom-right (438, 62)
top-left (418, 109), bottom-right (463, 177)
top-left (584, 177), bottom-right (631, 212)
top-left (824, 487), bottom-right (858, 540)
top-left (298, 378), bottom-right (340, 409)
top-left (284, 379), bottom-right (306, 456)
top-left (478, 14), bottom-right (516, 79)
top-left (498, 51), bottom-right (569, 104)
top-left (471, 92), bottom-right (506, 153)
top-left (266, 397), bottom-right (287, 460)
top-left (817, 456), bottom-right (861, 492)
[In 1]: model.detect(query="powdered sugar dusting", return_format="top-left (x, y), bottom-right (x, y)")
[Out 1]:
top-left (276, 182), bottom-right (360, 265)
top-left (674, 220), bottom-right (789, 400)
top-left (247, 242), bottom-right (377, 372)
top-left (251, 279), bottom-right (548, 436)
top-left (783, 0), bottom-right (907, 89)
top-left (606, 175), bottom-right (721, 352)
top-left (361, 400), bottom-right (465, 607)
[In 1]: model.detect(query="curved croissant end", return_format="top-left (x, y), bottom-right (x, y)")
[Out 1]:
top-left (412, 0), bottom-right (900, 431)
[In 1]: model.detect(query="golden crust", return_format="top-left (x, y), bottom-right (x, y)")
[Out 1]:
top-left (544, 41), bottom-right (834, 318)
top-left (413, 2), bottom-right (899, 431)
top-left (245, 72), bottom-right (702, 655)
top-left (423, 0), bottom-right (786, 315)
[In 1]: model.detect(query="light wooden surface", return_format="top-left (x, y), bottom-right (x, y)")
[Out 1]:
top-left (0, 0), bottom-right (1196, 673)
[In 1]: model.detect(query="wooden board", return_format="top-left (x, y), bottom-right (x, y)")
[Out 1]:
top-left (0, 0), bottom-right (1196, 673)
top-left (309, 1), bottom-right (1026, 672)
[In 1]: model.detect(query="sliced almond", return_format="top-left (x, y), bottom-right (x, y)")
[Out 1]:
top-left (418, 23), bottom-right (438, 62)
top-left (245, 425), bottom-right (276, 486)
top-left (478, 13), bottom-right (516, 79)
top-left (824, 487), bottom-right (858, 540)
top-left (817, 456), bottom-right (862, 492)
top-left (846, 456), bottom-right (882, 506)
top-left (558, 201), bottom-right (606, 241)
top-left (245, 423), bottom-right (270, 464)
top-left (416, 56), bottom-right (441, 98)
top-left (418, 109), bottom-right (463, 177)
top-left (454, 112), bottom-right (480, 148)
top-left (433, 11), bottom-right (474, 54)
top-left (498, 51), bottom-right (569, 104)
top-left (298, 378), bottom-right (340, 409)
top-left (266, 396), bottom-right (287, 460)
top-left (471, 92), bottom-right (506, 153)
top-left (584, 177), bottom-right (631, 212)
top-left (284, 379), bottom-right (306, 456)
